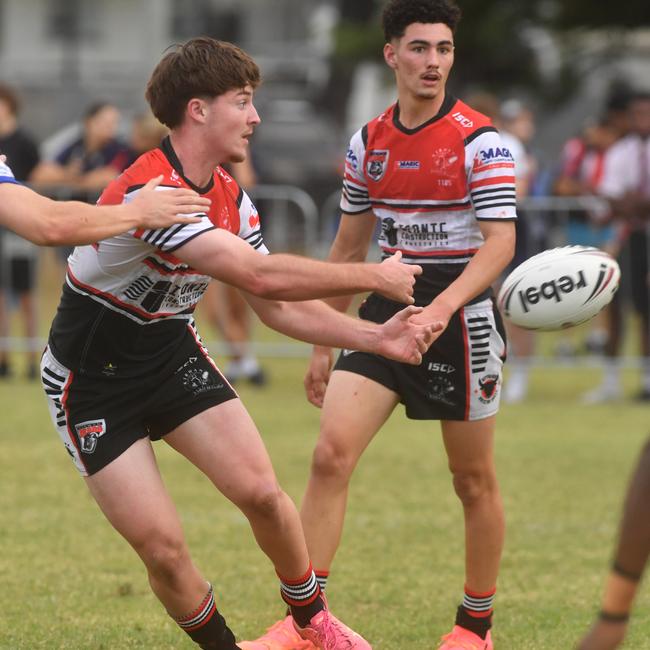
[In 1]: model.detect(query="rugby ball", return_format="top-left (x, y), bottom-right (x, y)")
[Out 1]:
top-left (497, 246), bottom-right (620, 331)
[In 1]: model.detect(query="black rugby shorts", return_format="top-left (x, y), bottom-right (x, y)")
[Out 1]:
top-left (334, 293), bottom-right (507, 421)
top-left (40, 332), bottom-right (237, 476)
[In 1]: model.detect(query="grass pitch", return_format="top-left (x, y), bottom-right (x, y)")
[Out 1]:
top-left (1, 354), bottom-right (649, 649)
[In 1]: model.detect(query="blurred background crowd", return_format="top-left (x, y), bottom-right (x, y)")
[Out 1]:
top-left (0, 0), bottom-right (649, 402)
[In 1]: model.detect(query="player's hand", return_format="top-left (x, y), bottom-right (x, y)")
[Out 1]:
top-left (408, 297), bottom-right (454, 345)
top-left (132, 176), bottom-right (211, 229)
top-left (376, 305), bottom-right (441, 365)
top-left (304, 345), bottom-right (334, 407)
top-left (375, 251), bottom-right (422, 304)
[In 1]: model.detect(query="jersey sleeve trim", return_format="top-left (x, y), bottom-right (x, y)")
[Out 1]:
top-left (163, 224), bottom-right (216, 253)
top-left (464, 126), bottom-right (498, 146)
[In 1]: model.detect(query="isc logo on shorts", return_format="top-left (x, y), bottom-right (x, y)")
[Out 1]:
top-left (74, 419), bottom-right (107, 454)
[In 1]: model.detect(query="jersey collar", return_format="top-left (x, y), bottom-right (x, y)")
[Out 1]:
top-left (159, 136), bottom-right (215, 194)
top-left (393, 93), bottom-right (457, 135)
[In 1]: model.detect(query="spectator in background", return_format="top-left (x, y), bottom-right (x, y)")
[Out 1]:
top-left (497, 99), bottom-right (539, 404)
top-left (31, 101), bottom-right (133, 193)
top-left (584, 91), bottom-right (650, 402)
top-left (126, 111), bottom-right (168, 164)
top-left (554, 112), bottom-right (623, 364)
top-left (31, 101), bottom-right (134, 263)
top-left (0, 82), bottom-right (41, 379)
top-left (199, 154), bottom-right (268, 386)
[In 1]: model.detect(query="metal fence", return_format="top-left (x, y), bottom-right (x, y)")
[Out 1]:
top-left (0, 186), bottom-right (644, 365)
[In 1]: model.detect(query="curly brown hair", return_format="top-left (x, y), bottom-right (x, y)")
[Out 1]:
top-left (145, 37), bottom-right (261, 129)
top-left (382, 0), bottom-right (462, 41)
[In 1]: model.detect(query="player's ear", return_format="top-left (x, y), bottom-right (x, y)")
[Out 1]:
top-left (384, 42), bottom-right (397, 70)
top-left (187, 98), bottom-right (208, 123)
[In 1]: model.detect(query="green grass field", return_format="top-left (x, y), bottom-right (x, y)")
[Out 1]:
top-left (1, 352), bottom-right (649, 649)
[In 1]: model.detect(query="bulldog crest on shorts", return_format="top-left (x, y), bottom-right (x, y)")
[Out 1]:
top-left (75, 419), bottom-right (107, 453)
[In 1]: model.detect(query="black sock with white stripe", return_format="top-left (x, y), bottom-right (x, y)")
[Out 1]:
top-left (278, 564), bottom-right (325, 628)
top-left (455, 586), bottom-right (496, 640)
top-left (173, 584), bottom-right (238, 649)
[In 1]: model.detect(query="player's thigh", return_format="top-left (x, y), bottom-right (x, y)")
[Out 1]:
top-left (441, 416), bottom-right (497, 474)
top-left (162, 398), bottom-right (278, 505)
top-left (318, 369), bottom-right (400, 459)
top-left (84, 436), bottom-right (182, 547)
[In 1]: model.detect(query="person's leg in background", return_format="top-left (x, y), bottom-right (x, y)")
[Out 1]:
top-left (200, 282), bottom-right (267, 386)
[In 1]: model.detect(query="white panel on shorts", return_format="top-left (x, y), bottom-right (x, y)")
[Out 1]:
top-left (463, 300), bottom-right (506, 421)
top-left (40, 346), bottom-right (87, 476)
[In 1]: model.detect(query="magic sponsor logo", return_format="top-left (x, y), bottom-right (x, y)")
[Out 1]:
top-left (396, 160), bottom-right (420, 170)
top-left (345, 148), bottom-right (359, 171)
top-left (478, 147), bottom-right (513, 164)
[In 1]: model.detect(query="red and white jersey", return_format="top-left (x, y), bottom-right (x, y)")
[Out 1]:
top-left (48, 137), bottom-right (267, 377)
top-left (341, 95), bottom-right (517, 298)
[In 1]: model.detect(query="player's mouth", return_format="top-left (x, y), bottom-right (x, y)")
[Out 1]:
top-left (421, 72), bottom-right (440, 83)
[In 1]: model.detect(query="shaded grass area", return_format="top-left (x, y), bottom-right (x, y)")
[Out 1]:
top-left (1, 359), bottom-right (649, 649)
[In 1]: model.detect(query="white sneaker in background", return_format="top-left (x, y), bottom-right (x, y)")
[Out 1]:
top-left (503, 371), bottom-right (529, 404)
top-left (581, 383), bottom-right (622, 404)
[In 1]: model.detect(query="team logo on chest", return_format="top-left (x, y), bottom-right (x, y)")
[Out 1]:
top-left (431, 147), bottom-right (459, 179)
top-left (366, 149), bottom-right (389, 182)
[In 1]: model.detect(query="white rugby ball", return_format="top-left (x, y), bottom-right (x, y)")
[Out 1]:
top-left (497, 246), bottom-right (620, 331)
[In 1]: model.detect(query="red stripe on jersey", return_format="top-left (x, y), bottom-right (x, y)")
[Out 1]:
top-left (143, 257), bottom-right (196, 276)
top-left (67, 265), bottom-right (186, 320)
top-left (469, 175), bottom-right (516, 189)
top-left (472, 162), bottom-right (515, 174)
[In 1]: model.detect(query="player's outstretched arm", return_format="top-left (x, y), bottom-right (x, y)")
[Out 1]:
top-left (0, 175), bottom-right (209, 246)
top-left (174, 227), bottom-right (420, 303)
top-left (246, 294), bottom-right (435, 367)
top-left (302, 303), bottom-right (442, 406)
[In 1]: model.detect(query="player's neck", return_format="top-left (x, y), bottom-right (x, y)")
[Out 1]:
top-left (397, 90), bottom-right (446, 129)
top-left (169, 131), bottom-right (221, 188)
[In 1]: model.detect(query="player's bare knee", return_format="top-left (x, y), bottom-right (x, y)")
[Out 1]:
top-left (138, 533), bottom-right (190, 583)
top-left (311, 438), bottom-right (355, 483)
top-left (240, 480), bottom-right (284, 520)
top-left (451, 468), bottom-right (496, 506)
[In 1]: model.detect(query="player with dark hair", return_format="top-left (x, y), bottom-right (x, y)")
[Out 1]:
top-left (576, 438), bottom-right (650, 649)
top-left (40, 36), bottom-right (437, 650)
top-left (243, 1), bottom-right (516, 648)
top-left (0, 156), bottom-right (209, 244)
